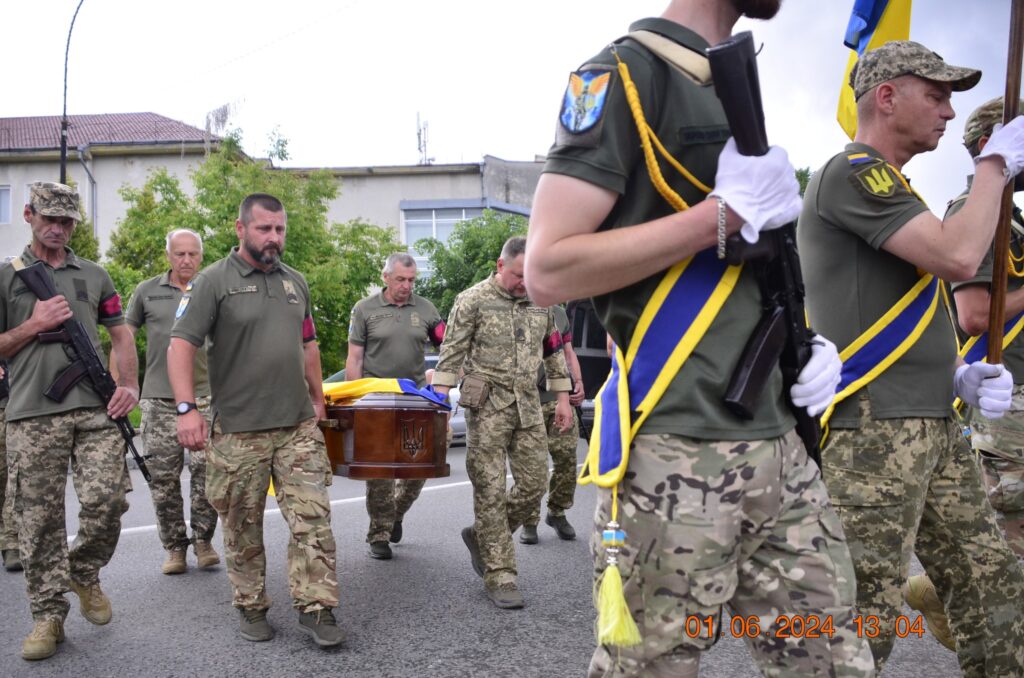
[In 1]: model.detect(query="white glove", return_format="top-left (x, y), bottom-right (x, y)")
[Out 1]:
top-left (790, 336), bottom-right (842, 417)
top-left (976, 115), bottom-right (1024, 180)
top-left (710, 138), bottom-right (804, 244)
top-left (954, 362), bottom-right (1013, 419)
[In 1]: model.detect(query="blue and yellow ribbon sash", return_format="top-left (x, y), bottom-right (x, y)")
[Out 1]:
top-left (579, 249), bottom-right (742, 487)
top-left (819, 274), bottom-right (939, 433)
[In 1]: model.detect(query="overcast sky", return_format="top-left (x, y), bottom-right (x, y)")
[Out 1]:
top-left (3, 0), bottom-right (1017, 209)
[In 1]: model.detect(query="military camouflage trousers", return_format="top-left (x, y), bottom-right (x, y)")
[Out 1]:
top-left (464, 399), bottom-right (548, 590)
top-left (589, 430), bottom-right (875, 678)
top-left (0, 410), bottom-right (20, 552)
top-left (365, 478), bottom-right (425, 544)
top-left (967, 384), bottom-right (1024, 560)
top-left (141, 398), bottom-right (217, 551)
top-left (525, 400), bottom-right (579, 526)
top-left (824, 395), bottom-right (1024, 677)
top-left (206, 417), bottom-right (338, 612)
top-left (8, 407), bottom-right (129, 622)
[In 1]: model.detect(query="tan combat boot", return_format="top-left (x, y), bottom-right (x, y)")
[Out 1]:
top-left (69, 580), bottom-right (112, 625)
top-left (194, 540), bottom-right (220, 569)
top-left (162, 548), bottom-right (187, 575)
top-left (22, 618), bottom-right (64, 660)
top-left (905, 574), bottom-right (955, 650)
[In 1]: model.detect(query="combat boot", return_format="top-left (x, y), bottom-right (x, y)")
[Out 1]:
top-left (194, 540), bottom-right (221, 569)
top-left (389, 520), bottom-right (403, 544)
top-left (461, 527), bottom-right (484, 577)
top-left (21, 619), bottom-right (64, 661)
top-left (519, 524), bottom-right (539, 545)
top-left (545, 514), bottom-right (576, 541)
top-left (3, 549), bottom-right (23, 572)
top-left (486, 582), bottom-right (525, 609)
top-left (69, 580), bottom-right (112, 625)
top-left (298, 607), bottom-right (345, 648)
top-left (368, 541), bottom-right (393, 560)
top-left (238, 608), bottom-right (274, 642)
top-left (904, 574), bottom-right (955, 651)
top-left (162, 548), bottom-right (187, 575)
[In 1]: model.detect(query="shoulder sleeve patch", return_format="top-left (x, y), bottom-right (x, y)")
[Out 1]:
top-left (852, 162), bottom-right (900, 199)
top-left (555, 66), bottom-right (615, 148)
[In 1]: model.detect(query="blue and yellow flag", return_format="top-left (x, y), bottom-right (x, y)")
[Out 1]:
top-left (837, 0), bottom-right (912, 139)
top-left (322, 378), bottom-right (451, 409)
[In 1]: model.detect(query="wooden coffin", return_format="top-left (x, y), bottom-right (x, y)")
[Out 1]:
top-left (319, 392), bottom-right (450, 480)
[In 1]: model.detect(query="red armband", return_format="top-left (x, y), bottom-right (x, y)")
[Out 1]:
top-left (542, 330), bottom-right (563, 357)
top-left (429, 320), bottom-right (446, 347)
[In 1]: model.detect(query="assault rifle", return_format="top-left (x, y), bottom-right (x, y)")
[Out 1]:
top-left (12, 258), bottom-right (151, 482)
top-left (707, 32), bottom-right (822, 466)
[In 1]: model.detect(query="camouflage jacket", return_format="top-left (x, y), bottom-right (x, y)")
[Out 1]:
top-left (433, 274), bottom-right (570, 427)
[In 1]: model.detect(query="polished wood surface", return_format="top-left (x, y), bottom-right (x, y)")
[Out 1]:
top-left (319, 392), bottom-right (450, 479)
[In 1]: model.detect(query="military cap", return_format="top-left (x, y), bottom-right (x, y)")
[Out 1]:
top-left (852, 40), bottom-right (980, 100)
top-left (963, 96), bottom-right (1024, 147)
top-left (28, 182), bottom-right (81, 221)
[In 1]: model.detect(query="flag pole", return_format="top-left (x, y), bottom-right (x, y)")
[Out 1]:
top-left (987, 0), bottom-right (1024, 364)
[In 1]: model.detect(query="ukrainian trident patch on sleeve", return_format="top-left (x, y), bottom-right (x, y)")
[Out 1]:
top-left (557, 68), bottom-right (614, 147)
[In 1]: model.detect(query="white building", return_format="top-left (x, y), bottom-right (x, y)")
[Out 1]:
top-left (0, 112), bottom-right (543, 262)
top-left (0, 112), bottom-right (215, 258)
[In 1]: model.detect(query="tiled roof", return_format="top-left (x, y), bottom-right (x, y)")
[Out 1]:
top-left (0, 112), bottom-right (215, 151)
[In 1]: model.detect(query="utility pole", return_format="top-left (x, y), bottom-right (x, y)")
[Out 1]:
top-left (60, 0), bottom-right (86, 184)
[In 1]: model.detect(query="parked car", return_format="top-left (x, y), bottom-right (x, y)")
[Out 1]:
top-left (324, 355), bottom-right (466, 446)
top-left (567, 299), bottom-right (611, 440)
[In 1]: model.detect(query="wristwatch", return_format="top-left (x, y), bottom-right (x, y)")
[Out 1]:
top-left (176, 401), bottom-right (198, 415)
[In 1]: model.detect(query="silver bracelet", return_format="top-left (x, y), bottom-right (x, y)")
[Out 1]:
top-left (715, 197), bottom-right (727, 260)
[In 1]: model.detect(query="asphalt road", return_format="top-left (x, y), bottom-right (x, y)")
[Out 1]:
top-left (0, 441), bottom-right (960, 677)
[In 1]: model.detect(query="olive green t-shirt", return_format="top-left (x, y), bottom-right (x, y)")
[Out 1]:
top-left (126, 272), bottom-right (210, 399)
top-left (539, 305), bottom-right (572, 404)
top-left (348, 292), bottom-right (442, 388)
top-left (542, 17), bottom-right (793, 440)
top-left (0, 246), bottom-right (125, 421)
top-left (947, 179), bottom-right (1024, 383)
top-left (798, 143), bottom-right (952, 426)
top-left (170, 248), bottom-right (315, 433)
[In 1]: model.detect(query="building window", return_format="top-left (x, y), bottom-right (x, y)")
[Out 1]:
top-left (0, 186), bottom-right (11, 225)
top-left (402, 207), bottom-right (483, 271)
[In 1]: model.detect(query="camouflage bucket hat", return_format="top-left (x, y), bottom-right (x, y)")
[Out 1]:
top-left (29, 182), bottom-right (81, 221)
top-left (964, 96), bottom-right (1024, 146)
top-left (852, 40), bottom-right (981, 100)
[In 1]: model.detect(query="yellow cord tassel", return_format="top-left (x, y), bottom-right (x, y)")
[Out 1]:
top-left (596, 557), bottom-right (641, 646)
top-left (595, 491), bottom-right (641, 647)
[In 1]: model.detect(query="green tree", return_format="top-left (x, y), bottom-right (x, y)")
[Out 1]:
top-left (416, 210), bottom-right (528, 319)
top-left (68, 218), bottom-right (100, 262)
top-left (796, 167), bottom-right (812, 197)
top-left (108, 131), bottom-right (397, 378)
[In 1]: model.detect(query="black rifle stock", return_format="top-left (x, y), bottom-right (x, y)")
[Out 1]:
top-left (707, 32), bottom-right (822, 466)
top-left (12, 259), bottom-right (151, 482)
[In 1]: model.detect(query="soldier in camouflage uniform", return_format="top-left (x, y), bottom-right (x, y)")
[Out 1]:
top-left (0, 182), bottom-right (139, 661)
top-left (949, 96), bottom-right (1024, 562)
top-left (800, 43), bottom-right (1024, 675)
top-left (124, 229), bottom-right (219, 575)
top-left (346, 253), bottom-right (445, 561)
top-left (520, 304), bottom-right (583, 545)
top-left (0, 362), bottom-right (23, 572)
top-left (168, 193), bottom-right (342, 648)
top-left (526, 2), bottom-right (874, 676)
top-left (433, 237), bottom-right (573, 610)
top-left (903, 96), bottom-right (1024, 651)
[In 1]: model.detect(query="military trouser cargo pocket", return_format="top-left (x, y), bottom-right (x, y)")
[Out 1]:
top-left (459, 374), bottom-right (490, 410)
